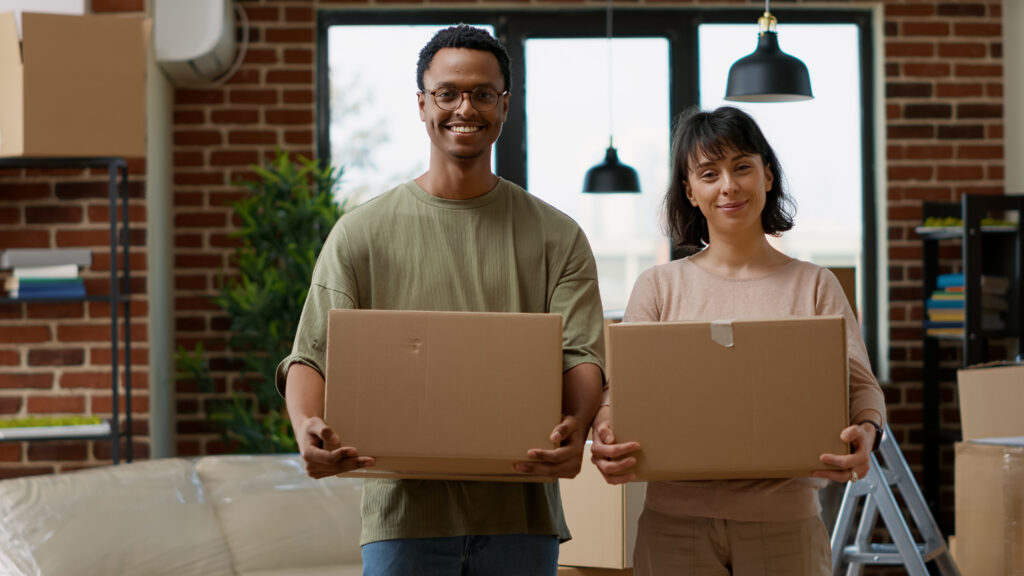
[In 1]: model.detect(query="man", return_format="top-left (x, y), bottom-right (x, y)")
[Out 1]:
top-left (275, 25), bottom-right (605, 576)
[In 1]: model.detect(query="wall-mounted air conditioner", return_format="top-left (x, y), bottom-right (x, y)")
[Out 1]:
top-left (154, 0), bottom-right (241, 86)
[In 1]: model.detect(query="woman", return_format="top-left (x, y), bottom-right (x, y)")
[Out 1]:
top-left (590, 106), bottom-right (886, 575)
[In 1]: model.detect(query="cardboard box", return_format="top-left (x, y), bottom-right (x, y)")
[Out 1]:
top-left (954, 363), bottom-right (1024, 576)
top-left (608, 316), bottom-right (849, 481)
top-left (954, 441), bottom-right (1024, 576)
top-left (559, 441), bottom-right (645, 569)
top-left (325, 309), bottom-right (562, 482)
top-left (0, 12), bottom-right (146, 158)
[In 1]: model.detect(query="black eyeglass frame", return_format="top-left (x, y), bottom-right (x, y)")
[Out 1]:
top-left (420, 86), bottom-right (510, 112)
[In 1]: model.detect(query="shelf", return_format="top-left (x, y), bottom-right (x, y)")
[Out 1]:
top-left (915, 225), bottom-right (1017, 239)
top-left (0, 294), bottom-right (130, 304)
top-left (0, 421), bottom-right (112, 442)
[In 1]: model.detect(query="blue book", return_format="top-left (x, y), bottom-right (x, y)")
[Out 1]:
top-left (926, 299), bottom-right (965, 309)
top-left (936, 273), bottom-right (965, 289)
top-left (924, 321), bottom-right (964, 329)
top-left (16, 283), bottom-right (87, 300)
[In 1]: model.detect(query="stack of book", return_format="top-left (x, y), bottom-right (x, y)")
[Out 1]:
top-left (925, 273), bottom-right (1010, 337)
top-left (1, 249), bottom-right (90, 300)
top-left (926, 273), bottom-right (965, 336)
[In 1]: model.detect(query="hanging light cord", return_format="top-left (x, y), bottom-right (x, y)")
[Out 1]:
top-left (606, 0), bottom-right (614, 149)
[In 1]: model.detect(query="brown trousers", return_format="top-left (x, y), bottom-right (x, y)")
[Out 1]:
top-left (633, 509), bottom-right (831, 576)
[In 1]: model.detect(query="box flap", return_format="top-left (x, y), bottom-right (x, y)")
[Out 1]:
top-left (21, 12), bottom-right (146, 157)
top-left (609, 316), bottom-right (849, 480)
top-left (957, 364), bottom-right (1024, 441)
top-left (326, 309), bottom-right (562, 481)
top-left (0, 12), bottom-right (24, 156)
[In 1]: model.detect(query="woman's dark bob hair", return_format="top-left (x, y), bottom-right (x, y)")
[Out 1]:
top-left (664, 106), bottom-right (796, 249)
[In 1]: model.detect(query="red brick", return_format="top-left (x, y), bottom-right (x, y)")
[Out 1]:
top-left (87, 204), bottom-right (146, 224)
top-left (937, 166), bottom-right (984, 181)
top-left (56, 325), bottom-right (111, 343)
top-left (0, 350), bottom-right (18, 365)
top-left (175, 234), bottom-right (203, 249)
top-left (175, 152), bottom-right (205, 168)
top-left (986, 82), bottom-right (1002, 98)
top-left (0, 183), bottom-right (51, 201)
top-left (0, 229), bottom-right (49, 249)
top-left (885, 5), bottom-right (934, 17)
top-left (957, 145), bottom-right (1002, 159)
top-left (886, 42), bottom-right (934, 58)
top-left (55, 229), bottom-right (111, 248)
top-left (92, 252), bottom-right (147, 273)
top-left (25, 205), bottom-right (82, 224)
top-left (175, 172), bottom-right (227, 186)
top-left (24, 302), bottom-right (84, 319)
top-left (266, 110), bottom-right (314, 125)
top-left (177, 90), bottom-right (225, 105)
top-left (210, 151), bottom-right (260, 167)
top-left (988, 165), bottom-right (1003, 179)
top-left (243, 49), bottom-right (278, 64)
top-left (91, 0), bottom-right (143, 12)
top-left (226, 69), bottom-right (261, 85)
top-left (92, 394), bottom-right (149, 414)
top-left (177, 317), bottom-right (206, 332)
top-left (210, 234), bottom-right (243, 248)
top-left (27, 395), bottom-right (84, 413)
top-left (229, 130), bottom-right (278, 145)
top-left (888, 205), bottom-right (922, 221)
top-left (284, 130), bottom-right (314, 145)
top-left (175, 254), bottom-right (225, 269)
top-left (267, 70), bottom-right (314, 85)
top-left (28, 348), bottom-right (85, 366)
top-left (242, 6), bottom-right (280, 21)
top-left (938, 125), bottom-right (984, 139)
top-left (0, 443), bottom-right (20, 460)
top-left (174, 110), bottom-right (205, 124)
top-left (285, 7), bottom-right (314, 22)
top-left (0, 373), bottom-right (51, 389)
top-left (888, 125), bottom-right (934, 139)
top-left (176, 297), bottom-right (221, 312)
top-left (987, 124), bottom-right (1003, 139)
top-left (28, 442), bottom-right (88, 461)
top-left (175, 275), bottom-right (207, 291)
top-left (211, 110), bottom-right (260, 124)
top-left (0, 326), bottom-right (50, 344)
top-left (936, 83), bottom-right (983, 97)
top-left (955, 64), bottom-right (1001, 77)
top-left (266, 28), bottom-right (314, 44)
top-left (55, 181), bottom-right (144, 201)
top-left (903, 63), bottom-right (950, 78)
top-left (59, 372), bottom-right (113, 389)
top-left (936, 3), bottom-right (987, 17)
top-left (174, 212), bottom-right (228, 228)
top-left (888, 166), bottom-right (933, 181)
top-left (937, 42), bottom-right (987, 58)
top-left (901, 22), bottom-right (950, 36)
top-left (0, 207), bottom-right (19, 225)
top-left (954, 23), bottom-right (1001, 36)
top-left (230, 89), bottom-right (278, 105)
top-left (283, 89), bottom-right (314, 104)
top-left (957, 103), bottom-right (1002, 119)
top-left (886, 83), bottom-right (932, 98)
top-left (905, 145), bottom-right (953, 160)
top-left (87, 301), bottom-right (148, 319)
top-left (174, 131), bottom-right (223, 146)
top-left (284, 49), bottom-right (313, 64)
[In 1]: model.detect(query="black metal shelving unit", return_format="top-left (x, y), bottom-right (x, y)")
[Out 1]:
top-left (0, 157), bottom-right (133, 464)
top-left (919, 194), bottom-right (1023, 529)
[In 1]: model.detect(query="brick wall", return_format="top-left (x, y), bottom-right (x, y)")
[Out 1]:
top-left (0, 0), bottom-right (1008, 536)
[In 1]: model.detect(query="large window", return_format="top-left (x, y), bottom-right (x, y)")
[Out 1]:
top-left (317, 8), bottom-right (878, 365)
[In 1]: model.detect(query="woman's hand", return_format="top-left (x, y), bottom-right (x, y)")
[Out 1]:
top-left (813, 422), bottom-right (877, 483)
top-left (589, 405), bottom-right (642, 485)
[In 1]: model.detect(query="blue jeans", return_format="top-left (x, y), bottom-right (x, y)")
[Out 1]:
top-left (361, 534), bottom-right (559, 576)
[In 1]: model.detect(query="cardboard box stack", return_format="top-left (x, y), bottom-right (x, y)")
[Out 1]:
top-left (324, 309), bottom-right (562, 482)
top-left (607, 316), bottom-right (850, 481)
top-left (954, 363), bottom-right (1024, 576)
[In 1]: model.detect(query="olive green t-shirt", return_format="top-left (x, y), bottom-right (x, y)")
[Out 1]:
top-left (275, 178), bottom-right (605, 545)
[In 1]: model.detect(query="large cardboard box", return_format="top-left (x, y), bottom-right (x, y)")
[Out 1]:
top-left (954, 363), bottom-right (1024, 576)
top-left (0, 12), bottom-right (146, 158)
top-left (608, 316), bottom-right (849, 480)
top-left (559, 442), bottom-right (645, 569)
top-left (325, 309), bottom-right (562, 482)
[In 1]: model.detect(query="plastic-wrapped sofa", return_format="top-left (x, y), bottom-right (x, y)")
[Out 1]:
top-left (0, 455), bottom-right (363, 576)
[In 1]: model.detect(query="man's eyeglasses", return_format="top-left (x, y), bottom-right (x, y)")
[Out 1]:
top-left (421, 86), bottom-right (508, 112)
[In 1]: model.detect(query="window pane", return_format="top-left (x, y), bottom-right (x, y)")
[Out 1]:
top-left (327, 25), bottom-right (494, 204)
top-left (526, 38), bottom-right (671, 311)
top-left (699, 24), bottom-right (863, 307)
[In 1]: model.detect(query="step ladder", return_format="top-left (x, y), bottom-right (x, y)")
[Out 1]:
top-left (830, 425), bottom-right (960, 576)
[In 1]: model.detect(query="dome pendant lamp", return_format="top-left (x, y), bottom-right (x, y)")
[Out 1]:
top-left (583, 0), bottom-right (641, 194)
top-left (724, 0), bottom-right (813, 103)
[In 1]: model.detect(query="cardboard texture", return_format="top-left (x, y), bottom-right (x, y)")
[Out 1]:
top-left (0, 12), bottom-right (146, 158)
top-left (325, 309), bottom-right (563, 482)
top-left (608, 316), bottom-right (849, 481)
top-left (954, 363), bottom-right (1024, 575)
top-left (954, 442), bottom-right (1024, 576)
top-left (957, 364), bottom-right (1024, 442)
top-left (559, 441), bottom-right (645, 569)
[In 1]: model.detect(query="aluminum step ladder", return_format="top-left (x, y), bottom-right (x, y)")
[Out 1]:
top-left (830, 425), bottom-right (960, 576)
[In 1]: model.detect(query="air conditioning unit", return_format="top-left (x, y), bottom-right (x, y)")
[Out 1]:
top-left (154, 0), bottom-right (237, 86)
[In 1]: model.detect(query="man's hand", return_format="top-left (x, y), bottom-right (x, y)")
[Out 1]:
top-left (296, 416), bottom-right (375, 479)
top-left (513, 414), bottom-right (586, 478)
top-left (589, 405), bottom-right (641, 485)
top-left (812, 422), bottom-right (876, 484)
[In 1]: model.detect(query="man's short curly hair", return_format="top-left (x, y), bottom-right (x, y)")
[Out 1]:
top-left (417, 24), bottom-right (512, 92)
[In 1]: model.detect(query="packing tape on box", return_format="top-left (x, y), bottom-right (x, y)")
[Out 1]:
top-left (710, 320), bottom-right (734, 348)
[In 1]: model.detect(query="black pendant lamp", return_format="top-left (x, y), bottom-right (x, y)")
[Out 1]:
top-left (583, 0), bottom-right (641, 194)
top-left (724, 2), bottom-right (813, 103)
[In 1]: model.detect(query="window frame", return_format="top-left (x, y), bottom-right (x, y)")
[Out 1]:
top-left (316, 7), bottom-right (879, 369)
